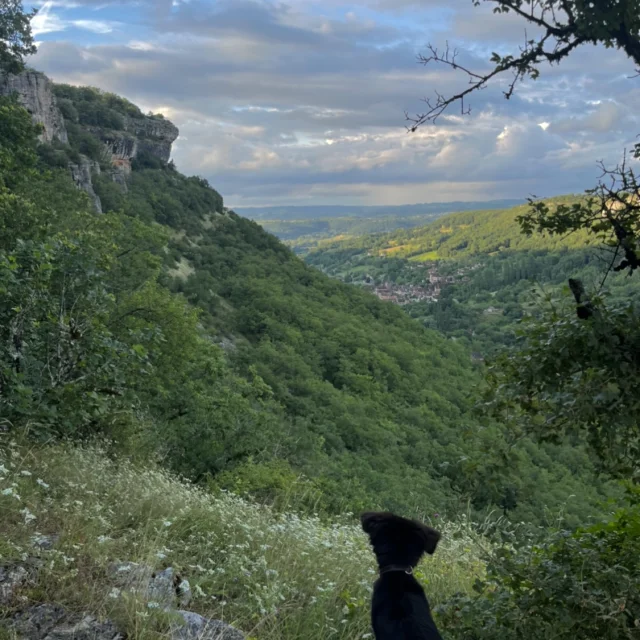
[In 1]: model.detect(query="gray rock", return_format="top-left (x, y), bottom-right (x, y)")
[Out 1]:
top-left (31, 534), bottom-right (60, 551)
top-left (7, 605), bottom-right (123, 640)
top-left (147, 567), bottom-right (191, 609)
top-left (43, 614), bottom-right (123, 640)
top-left (89, 114), bottom-right (178, 166)
top-left (0, 564), bottom-right (30, 605)
top-left (0, 70), bottom-right (68, 143)
top-left (107, 562), bottom-right (191, 608)
top-left (8, 604), bottom-right (66, 638)
top-left (107, 561), bottom-right (153, 589)
top-left (170, 611), bottom-right (244, 640)
top-left (69, 155), bottom-right (102, 213)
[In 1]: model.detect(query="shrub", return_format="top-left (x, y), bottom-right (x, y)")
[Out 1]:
top-left (438, 492), bottom-right (640, 639)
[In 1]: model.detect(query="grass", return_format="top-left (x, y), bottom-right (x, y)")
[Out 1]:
top-left (409, 251), bottom-right (440, 262)
top-left (0, 438), bottom-right (488, 639)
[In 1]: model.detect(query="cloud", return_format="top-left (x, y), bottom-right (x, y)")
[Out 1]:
top-left (31, 1), bottom-right (119, 36)
top-left (30, 0), bottom-right (639, 207)
top-left (31, 2), bottom-right (67, 35)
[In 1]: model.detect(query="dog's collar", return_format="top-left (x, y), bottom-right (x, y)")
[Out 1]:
top-left (379, 564), bottom-right (414, 576)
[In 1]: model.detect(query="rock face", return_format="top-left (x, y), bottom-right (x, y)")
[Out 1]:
top-left (69, 156), bottom-right (103, 214)
top-left (0, 68), bottom-right (179, 212)
top-left (7, 604), bottom-right (123, 640)
top-left (90, 114), bottom-right (178, 169)
top-left (0, 70), bottom-right (68, 144)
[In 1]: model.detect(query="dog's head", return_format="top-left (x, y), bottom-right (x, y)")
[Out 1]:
top-left (361, 511), bottom-right (440, 569)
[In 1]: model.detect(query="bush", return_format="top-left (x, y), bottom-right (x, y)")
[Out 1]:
top-left (438, 492), bottom-right (640, 639)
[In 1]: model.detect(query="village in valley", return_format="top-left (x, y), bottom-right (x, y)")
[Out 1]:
top-left (362, 262), bottom-right (483, 306)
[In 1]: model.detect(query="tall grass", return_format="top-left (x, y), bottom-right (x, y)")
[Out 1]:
top-left (0, 439), bottom-right (487, 639)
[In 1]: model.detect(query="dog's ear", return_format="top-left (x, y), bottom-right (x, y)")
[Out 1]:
top-left (361, 512), bottom-right (387, 535)
top-left (419, 525), bottom-right (441, 555)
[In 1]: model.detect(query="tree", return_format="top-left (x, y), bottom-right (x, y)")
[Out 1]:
top-left (409, 1), bottom-right (640, 129)
top-left (412, 1), bottom-right (640, 478)
top-left (0, 0), bottom-right (37, 74)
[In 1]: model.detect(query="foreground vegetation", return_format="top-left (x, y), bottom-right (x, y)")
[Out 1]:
top-left (0, 440), bottom-right (487, 639)
top-left (2, 439), bottom-right (638, 640)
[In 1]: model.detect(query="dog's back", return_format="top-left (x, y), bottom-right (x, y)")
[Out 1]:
top-left (371, 572), bottom-right (443, 640)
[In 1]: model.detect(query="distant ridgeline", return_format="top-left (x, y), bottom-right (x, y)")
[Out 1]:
top-left (0, 67), bottom-right (621, 526)
top-left (238, 200), bottom-right (526, 254)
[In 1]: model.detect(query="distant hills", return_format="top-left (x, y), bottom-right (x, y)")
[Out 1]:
top-left (309, 195), bottom-right (589, 261)
top-left (236, 199), bottom-right (524, 221)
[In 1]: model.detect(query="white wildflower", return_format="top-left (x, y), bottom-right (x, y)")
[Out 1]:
top-left (2, 487), bottom-right (20, 501)
top-left (108, 588), bottom-right (121, 599)
top-left (20, 508), bottom-right (36, 524)
top-left (36, 478), bottom-right (50, 490)
top-left (20, 470), bottom-right (32, 477)
top-left (163, 520), bottom-right (172, 527)
top-left (147, 601), bottom-right (160, 609)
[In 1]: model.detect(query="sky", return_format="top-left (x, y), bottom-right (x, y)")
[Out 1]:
top-left (27, 0), bottom-right (640, 208)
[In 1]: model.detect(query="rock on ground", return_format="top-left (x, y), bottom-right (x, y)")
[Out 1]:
top-left (107, 562), bottom-right (191, 608)
top-left (5, 604), bottom-right (123, 640)
top-left (0, 562), bottom-right (39, 605)
top-left (171, 611), bottom-right (245, 640)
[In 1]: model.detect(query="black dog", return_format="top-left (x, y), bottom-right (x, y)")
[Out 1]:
top-left (361, 511), bottom-right (443, 640)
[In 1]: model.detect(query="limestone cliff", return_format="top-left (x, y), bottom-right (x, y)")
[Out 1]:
top-left (0, 70), bottom-right (68, 144)
top-left (69, 157), bottom-right (103, 214)
top-left (88, 115), bottom-right (178, 172)
top-left (2, 69), bottom-right (179, 212)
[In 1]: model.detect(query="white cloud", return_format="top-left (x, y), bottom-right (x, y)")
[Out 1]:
top-left (31, 2), bottom-right (67, 35)
top-left (72, 19), bottom-right (115, 34)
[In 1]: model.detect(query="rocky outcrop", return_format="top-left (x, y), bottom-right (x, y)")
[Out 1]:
top-left (90, 114), bottom-right (178, 168)
top-left (124, 114), bottom-right (179, 163)
top-left (0, 68), bottom-right (179, 211)
top-left (7, 605), bottom-right (123, 640)
top-left (0, 70), bottom-right (68, 144)
top-left (69, 156), bottom-right (103, 214)
top-left (87, 113), bottom-right (178, 195)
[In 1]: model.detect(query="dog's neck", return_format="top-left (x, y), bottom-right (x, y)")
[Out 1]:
top-left (379, 564), bottom-right (414, 576)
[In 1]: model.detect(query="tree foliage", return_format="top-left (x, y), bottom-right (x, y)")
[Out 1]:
top-left (0, 0), bottom-right (36, 74)
top-left (439, 491), bottom-right (640, 639)
top-left (412, 0), bottom-right (640, 482)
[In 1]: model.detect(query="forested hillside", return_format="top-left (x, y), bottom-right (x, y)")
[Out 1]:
top-left (0, 78), bottom-right (617, 528)
top-left (306, 198), bottom-right (639, 357)
top-left (312, 196), bottom-right (590, 261)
